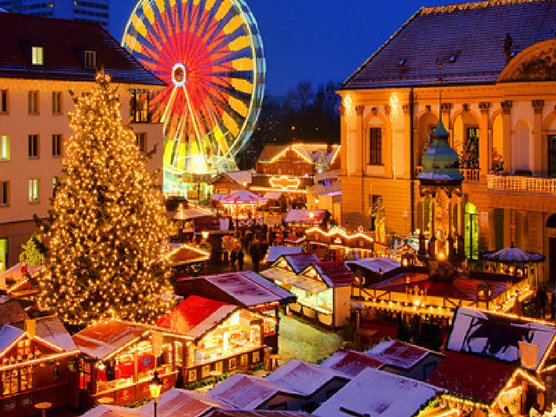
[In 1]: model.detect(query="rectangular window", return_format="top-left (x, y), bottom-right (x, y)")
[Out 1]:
top-left (52, 134), bottom-right (62, 157)
top-left (130, 89), bottom-right (150, 123)
top-left (29, 179), bottom-right (39, 203)
top-left (0, 135), bottom-right (9, 161)
top-left (52, 177), bottom-right (59, 198)
top-left (0, 90), bottom-right (8, 113)
top-left (52, 91), bottom-right (62, 114)
top-left (84, 50), bottom-right (96, 68)
top-left (32, 46), bottom-right (44, 65)
top-left (135, 132), bottom-right (146, 153)
top-left (462, 127), bottom-right (479, 169)
top-left (0, 181), bottom-right (8, 205)
top-left (28, 134), bottom-right (39, 158)
top-left (28, 91), bottom-right (39, 114)
top-left (369, 127), bottom-right (382, 165)
top-left (0, 238), bottom-right (7, 273)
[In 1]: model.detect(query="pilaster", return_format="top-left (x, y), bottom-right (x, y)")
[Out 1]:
top-left (339, 104), bottom-right (347, 176)
top-left (355, 105), bottom-right (365, 176)
top-left (501, 100), bottom-right (513, 174)
top-left (532, 100), bottom-right (544, 175)
top-left (479, 102), bottom-right (492, 177)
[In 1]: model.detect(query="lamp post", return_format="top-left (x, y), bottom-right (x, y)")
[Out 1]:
top-left (149, 371), bottom-right (163, 417)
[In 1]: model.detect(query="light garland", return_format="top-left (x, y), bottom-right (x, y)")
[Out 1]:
top-left (306, 226), bottom-right (375, 243)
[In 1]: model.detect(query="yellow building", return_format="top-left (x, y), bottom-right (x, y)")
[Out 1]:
top-left (0, 13), bottom-right (165, 270)
top-left (339, 0), bottom-right (556, 282)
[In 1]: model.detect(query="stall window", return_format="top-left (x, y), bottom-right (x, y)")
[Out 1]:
top-left (20, 367), bottom-right (33, 391)
top-left (201, 365), bottom-right (210, 378)
top-left (229, 357), bottom-right (237, 370)
top-left (188, 369), bottom-right (197, 383)
top-left (2, 369), bottom-right (20, 395)
top-left (79, 361), bottom-right (91, 390)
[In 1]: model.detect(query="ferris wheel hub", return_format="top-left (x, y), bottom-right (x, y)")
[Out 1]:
top-left (172, 63), bottom-right (187, 87)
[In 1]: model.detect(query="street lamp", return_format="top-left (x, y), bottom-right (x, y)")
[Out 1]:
top-left (149, 371), bottom-right (163, 417)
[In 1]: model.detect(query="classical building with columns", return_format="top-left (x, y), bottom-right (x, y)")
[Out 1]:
top-left (339, 0), bottom-right (556, 282)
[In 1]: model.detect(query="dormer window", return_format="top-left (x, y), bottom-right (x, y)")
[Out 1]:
top-left (84, 50), bottom-right (96, 69)
top-left (32, 46), bottom-right (43, 66)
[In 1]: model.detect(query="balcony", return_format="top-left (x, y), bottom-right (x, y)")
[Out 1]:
top-left (487, 174), bottom-right (556, 195)
top-left (414, 166), bottom-right (481, 182)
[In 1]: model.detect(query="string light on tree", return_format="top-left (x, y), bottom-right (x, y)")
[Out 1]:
top-left (36, 71), bottom-right (174, 329)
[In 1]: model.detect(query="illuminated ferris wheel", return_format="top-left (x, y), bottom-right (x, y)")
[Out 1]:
top-left (122, 0), bottom-right (265, 190)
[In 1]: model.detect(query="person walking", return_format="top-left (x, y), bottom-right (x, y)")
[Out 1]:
top-left (230, 248), bottom-right (238, 271)
top-left (250, 244), bottom-right (260, 273)
top-left (237, 249), bottom-right (245, 271)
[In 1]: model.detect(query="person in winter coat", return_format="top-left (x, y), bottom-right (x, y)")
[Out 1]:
top-left (237, 249), bottom-right (245, 271)
top-left (230, 248), bottom-right (238, 270)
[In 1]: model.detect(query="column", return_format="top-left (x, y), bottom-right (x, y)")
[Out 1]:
top-left (504, 208), bottom-right (512, 248)
top-left (488, 208), bottom-right (496, 251)
top-left (532, 100), bottom-right (544, 176)
top-left (339, 105), bottom-right (347, 176)
top-left (355, 105), bottom-right (365, 176)
top-left (479, 102), bottom-right (492, 177)
top-left (501, 100), bottom-right (513, 173)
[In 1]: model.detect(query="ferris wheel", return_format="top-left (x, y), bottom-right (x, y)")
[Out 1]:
top-left (122, 0), bottom-right (265, 189)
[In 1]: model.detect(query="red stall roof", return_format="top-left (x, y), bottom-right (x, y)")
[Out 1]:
top-left (366, 340), bottom-right (439, 371)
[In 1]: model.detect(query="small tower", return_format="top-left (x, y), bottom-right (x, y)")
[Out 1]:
top-left (417, 72), bottom-right (465, 280)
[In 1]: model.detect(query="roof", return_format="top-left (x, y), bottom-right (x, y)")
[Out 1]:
top-left (177, 271), bottom-right (295, 308)
top-left (204, 411), bottom-right (315, 417)
top-left (32, 316), bottom-right (78, 352)
top-left (427, 351), bottom-right (514, 403)
top-left (275, 253), bottom-right (321, 274)
top-left (0, 297), bottom-right (29, 326)
top-left (221, 189), bottom-right (266, 204)
top-left (347, 258), bottom-right (401, 275)
top-left (0, 325), bottom-right (24, 353)
top-left (167, 207), bottom-right (214, 221)
top-left (0, 13), bottom-right (163, 85)
top-left (266, 359), bottom-right (348, 396)
top-left (208, 374), bottom-right (303, 409)
top-left (260, 268), bottom-right (328, 295)
top-left (284, 209), bottom-right (327, 224)
top-left (321, 350), bottom-right (384, 378)
top-left (139, 389), bottom-right (230, 417)
top-left (258, 145), bottom-right (285, 162)
top-left (343, 0), bottom-right (556, 89)
top-left (166, 244), bottom-right (210, 265)
top-left (447, 307), bottom-right (556, 370)
top-left (78, 404), bottom-right (142, 417)
top-left (73, 320), bottom-right (148, 359)
top-left (156, 296), bottom-right (238, 340)
top-left (307, 262), bottom-right (353, 288)
top-left (366, 340), bottom-right (438, 370)
top-left (224, 171), bottom-right (253, 186)
top-left (315, 368), bottom-right (441, 417)
top-left (265, 246), bottom-right (303, 264)
top-left (259, 143), bottom-right (340, 165)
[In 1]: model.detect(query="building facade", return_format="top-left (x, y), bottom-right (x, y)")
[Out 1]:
top-left (0, 0), bottom-right (109, 28)
top-left (339, 0), bottom-right (556, 282)
top-left (0, 13), bottom-right (165, 271)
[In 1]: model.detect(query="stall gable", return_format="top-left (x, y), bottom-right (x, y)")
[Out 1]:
top-left (0, 332), bottom-right (62, 363)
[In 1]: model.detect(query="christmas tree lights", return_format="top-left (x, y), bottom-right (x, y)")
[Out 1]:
top-left (37, 71), bottom-right (174, 329)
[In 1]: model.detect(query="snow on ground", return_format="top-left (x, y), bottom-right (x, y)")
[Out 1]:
top-left (278, 313), bottom-right (345, 364)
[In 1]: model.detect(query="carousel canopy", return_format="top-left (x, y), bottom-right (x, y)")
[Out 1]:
top-left (221, 189), bottom-right (266, 204)
top-left (482, 246), bottom-right (544, 263)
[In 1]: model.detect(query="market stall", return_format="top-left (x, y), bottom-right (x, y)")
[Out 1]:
top-left (219, 190), bottom-right (266, 228)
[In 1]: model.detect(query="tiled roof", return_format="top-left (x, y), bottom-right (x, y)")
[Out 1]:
top-left (343, 0), bottom-right (556, 89)
top-left (427, 351), bottom-right (514, 403)
top-left (0, 13), bottom-right (164, 85)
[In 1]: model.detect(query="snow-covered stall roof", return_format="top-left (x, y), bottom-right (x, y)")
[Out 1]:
top-left (320, 350), bottom-right (384, 378)
top-left (139, 388), bottom-right (230, 417)
top-left (165, 243), bottom-right (210, 265)
top-left (78, 404), bottom-right (141, 417)
top-left (156, 296), bottom-right (238, 341)
top-left (205, 411), bottom-right (315, 417)
top-left (447, 307), bottom-right (556, 370)
top-left (303, 262), bottom-right (353, 288)
top-left (224, 170), bottom-right (253, 186)
top-left (266, 359), bottom-right (349, 396)
top-left (273, 253), bottom-right (321, 274)
top-left (167, 207), bottom-right (214, 221)
top-left (73, 321), bottom-right (149, 360)
top-left (0, 325), bottom-right (24, 353)
top-left (261, 268), bottom-right (328, 295)
top-left (208, 374), bottom-right (303, 410)
top-left (34, 316), bottom-right (78, 352)
top-left (284, 209), bottom-right (327, 224)
top-left (265, 246), bottom-right (303, 264)
top-left (367, 340), bottom-right (439, 371)
top-left (427, 351), bottom-right (515, 404)
top-left (0, 296), bottom-right (29, 325)
top-left (347, 258), bottom-right (401, 275)
top-left (314, 368), bottom-right (441, 417)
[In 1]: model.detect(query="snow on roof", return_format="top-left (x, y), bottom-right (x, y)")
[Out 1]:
top-left (367, 340), bottom-right (437, 370)
top-left (0, 298), bottom-right (29, 325)
top-left (263, 192), bottom-right (282, 200)
top-left (347, 258), bottom-right (401, 274)
top-left (167, 207), bottom-right (213, 221)
top-left (166, 244), bottom-right (210, 265)
top-left (0, 325), bottom-right (24, 353)
top-left (221, 189), bottom-right (266, 204)
top-left (224, 170), bottom-right (253, 186)
top-left (139, 388), bottom-right (230, 417)
top-left (198, 271), bottom-right (295, 307)
top-left (280, 253), bottom-right (321, 274)
top-left (447, 307), bottom-right (556, 369)
top-left (205, 411), bottom-right (315, 417)
top-left (208, 374), bottom-right (303, 409)
top-left (266, 359), bottom-right (348, 396)
top-left (284, 209), bottom-right (327, 224)
top-left (314, 368), bottom-right (441, 417)
top-left (261, 267), bottom-right (328, 295)
top-left (306, 262), bottom-right (353, 288)
top-left (78, 404), bottom-right (142, 417)
top-left (156, 296), bottom-right (238, 340)
top-left (427, 351), bottom-right (514, 403)
top-left (34, 316), bottom-right (77, 352)
top-left (265, 246), bottom-right (303, 264)
top-left (73, 321), bottom-right (148, 359)
top-left (320, 350), bottom-right (384, 378)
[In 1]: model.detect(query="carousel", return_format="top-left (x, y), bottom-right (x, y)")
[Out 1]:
top-left (216, 190), bottom-right (266, 228)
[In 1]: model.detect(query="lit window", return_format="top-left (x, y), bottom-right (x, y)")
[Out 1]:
top-left (130, 89), bottom-right (150, 123)
top-left (28, 91), bottom-right (39, 114)
top-left (52, 177), bottom-right (59, 198)
top-left (52, 134), bottom-right (62, 157)
top-left (135, 132), bottom-right (146, 153)
top-left (52, 91), bottom-right (62, 114)
top-left (0, 135), bottom-right (9, 161)
top-left (84, 50), bottom-right (96, 69)
top-left (369, 127), bottom-right (382, 165)
top-left (0, 90), bottom-right (8, 113)
top-left (29, 179), bottom-right (39, 203)
top-left (0, 181), bottom-right (8, 205)
top-left (32, 46), bottom-right (43, 65)
top-left (28, 134), bottom-right (39, 158)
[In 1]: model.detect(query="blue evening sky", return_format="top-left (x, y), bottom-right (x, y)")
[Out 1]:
top-left (110, 0), bottom-right (456, 96)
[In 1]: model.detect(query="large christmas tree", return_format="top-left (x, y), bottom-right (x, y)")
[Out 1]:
top-left (37, 72), bottom-right (173, 328)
